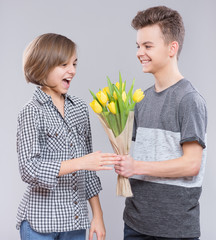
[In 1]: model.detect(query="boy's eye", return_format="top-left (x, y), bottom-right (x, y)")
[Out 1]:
top-left (73, 63), bottom-right (77, 67)
top-left (136, 45), bottom-right (140, 49)
top-left (145, 45), bottom-right (152, 49)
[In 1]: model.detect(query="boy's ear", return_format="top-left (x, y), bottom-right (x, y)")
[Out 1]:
top-left (169, 41), bottom-right (179, 57)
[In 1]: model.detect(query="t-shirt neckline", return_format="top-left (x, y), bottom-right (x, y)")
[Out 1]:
top-left (153, 78), bottom-right (185, 95)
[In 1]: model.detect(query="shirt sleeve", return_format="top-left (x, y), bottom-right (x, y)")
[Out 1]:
top-left (85, 105), bottom-right (102, 199)
top-left (179, 92), bottom-right (207, 148)
top-left (17, 105), bottom-right (61, 190)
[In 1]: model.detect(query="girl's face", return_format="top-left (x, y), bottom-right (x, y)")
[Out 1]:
top-left (42, 52), bottom-right (77, 98)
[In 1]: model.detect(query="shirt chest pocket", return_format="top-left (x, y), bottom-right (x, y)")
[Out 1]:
top-left (46, 125), bottom-right (66, 152)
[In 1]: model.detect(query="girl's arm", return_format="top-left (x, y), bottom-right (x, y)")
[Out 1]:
top-left (88, 195), bottom-right (106, 240)
top-left (17, 105), bottom-right (61, 190)
top-left (58, 151), bottom-right (119, 176)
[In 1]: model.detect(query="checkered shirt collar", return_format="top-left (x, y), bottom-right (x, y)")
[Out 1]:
top-left (34, 86), bottom-right (75, 105)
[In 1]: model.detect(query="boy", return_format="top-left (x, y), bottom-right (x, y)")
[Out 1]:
top-left (115, 6), bottom-right (207, 240)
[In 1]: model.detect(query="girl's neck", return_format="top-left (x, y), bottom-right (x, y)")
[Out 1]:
top-left (41, 86), bottom-right (65, 117)
top-left (41, 86), bottom-right (64, 103)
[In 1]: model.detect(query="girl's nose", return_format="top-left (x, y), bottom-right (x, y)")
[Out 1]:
top-left (68, 65), bottom-right (76, 75)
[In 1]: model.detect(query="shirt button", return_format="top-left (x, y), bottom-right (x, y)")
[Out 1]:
top-left (55, 133), bottom-right (58, 137)
top-left (75, 216), bottom-right (79, 220)
top-left (72, 172), bottom-right (76, 176)
top-left (74, 201), bottom-right (78, 205)
top-left (70, 143), bottom-right (73, 147)
top-left (73, 186), bottom-right (77, 191)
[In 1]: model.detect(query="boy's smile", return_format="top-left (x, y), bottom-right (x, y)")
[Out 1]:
top-left (136, 24), bottom-right (171, 76)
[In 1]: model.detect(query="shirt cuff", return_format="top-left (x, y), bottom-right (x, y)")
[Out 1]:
top-left (85, 173), bottom-right (102, 200)
top-left (37, 161), bottom-right (61, 190)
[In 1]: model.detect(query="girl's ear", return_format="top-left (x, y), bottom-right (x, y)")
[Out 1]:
top-left (169, 41), bottom-right (179, 57)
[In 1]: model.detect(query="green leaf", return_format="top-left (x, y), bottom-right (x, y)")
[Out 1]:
top-left (107, 113), bottom-right (119, 137)
top-left (123, 80), bottom-right (126, 91)
top-left (106, 92), bottom-right (112, 102)
top-left (113, 85), bottom-right (121, 98)
top-left (125, 78), bottom-right (135, 106)
top-left (107, 76), bottom-right (113, 95)
top-left (119, 71), bottom-right (123, 94)
top-left (89, 89), bottom-right (97, 99)
top-left (113, 85), bottom-right (126, 131)
top-left (128, 101), bottom-right (136, 111)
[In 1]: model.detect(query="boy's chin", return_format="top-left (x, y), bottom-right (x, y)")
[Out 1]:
top-left (142, 68), bottom-right (151, 73)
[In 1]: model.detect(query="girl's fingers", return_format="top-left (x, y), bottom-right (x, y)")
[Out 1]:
top-left (101, 153), bottom-right (118, 157)
top-left (89, 229), bottom-right (94, 240)
top-left (100, 166), bottom-right (113, 170)
top-left (101, 160), bottom-right (119, 166)
top-left (101, 157), bottom-right (121, 162)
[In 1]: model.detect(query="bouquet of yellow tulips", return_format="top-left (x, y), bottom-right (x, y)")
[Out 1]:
top-left (89, 72), bottom-right (144, 197)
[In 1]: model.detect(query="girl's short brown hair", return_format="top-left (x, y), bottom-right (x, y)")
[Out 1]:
top-left (132, 6), bottom-right (185, 57)
top-left (23, 33), bottom-right (76, 85)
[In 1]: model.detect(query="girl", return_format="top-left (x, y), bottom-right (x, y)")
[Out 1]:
top-left (16, 33), bottom-right (119, 240)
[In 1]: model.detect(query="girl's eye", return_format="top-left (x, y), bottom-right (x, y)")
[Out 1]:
top-left (73, 63), bottom-right (77, 67)
top-left (146, 46), bottom-right (151, 49)
top-left (62, 63), bottom-right (67, 66)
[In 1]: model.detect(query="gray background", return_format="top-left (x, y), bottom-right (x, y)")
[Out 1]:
top-left (0, 0), bottom-right (215, 239)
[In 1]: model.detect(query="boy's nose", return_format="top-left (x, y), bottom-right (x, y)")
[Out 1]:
top-left (137, 47), bottom-right (144, 57)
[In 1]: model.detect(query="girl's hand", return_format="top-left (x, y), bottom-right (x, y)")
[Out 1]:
top-left (81, 151), bottom-right (120, 171)
top-left (89, 215), bottom-right (106, 240)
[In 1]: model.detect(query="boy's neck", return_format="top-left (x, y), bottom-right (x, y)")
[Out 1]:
top-left (153, 61), bottom-right (184, 92)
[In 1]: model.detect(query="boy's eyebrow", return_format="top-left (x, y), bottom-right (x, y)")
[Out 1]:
top-left (74, 58), bottom-right (78, 62)
top-left (136, 41), bottom-right (154, 45)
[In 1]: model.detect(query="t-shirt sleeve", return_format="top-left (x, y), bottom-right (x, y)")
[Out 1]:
top-left (179, 91), bottom-right (207, 148)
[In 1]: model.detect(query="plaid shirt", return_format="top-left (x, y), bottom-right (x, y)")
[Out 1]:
top-left (16, 87), bottom-right (102, 233)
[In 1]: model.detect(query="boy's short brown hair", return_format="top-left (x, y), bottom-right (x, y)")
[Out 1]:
top-left (132, 6), bottom-right (185, 57)
top-left (23, 33), bottom-right (76, 86)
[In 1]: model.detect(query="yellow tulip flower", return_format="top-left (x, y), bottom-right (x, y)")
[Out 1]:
top-left (115, 82), bottom-right (125, 90)
top-left (133, 89), bottom-right (144, 102)
top-left (89, 100), bottom-right (102, 113)
top-left (102, 87), bottom-right (110, 96)
top-left (108, 101), bottom-right (116, 114)
top-left (122, 91), bottom-right (127, 102)
top-left (96, 90), bottom-right (108, 106)
top-left (113, 91), bottom-right (118, 100)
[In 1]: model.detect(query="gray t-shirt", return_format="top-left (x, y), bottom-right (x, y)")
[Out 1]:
top-left (124, 79), bottom-right (207, 238)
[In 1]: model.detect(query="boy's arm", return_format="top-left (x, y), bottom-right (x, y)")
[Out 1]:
top-left (115, 141), bottom-right (203, 178)
top-left (88, 195), bottom-right (106, 240)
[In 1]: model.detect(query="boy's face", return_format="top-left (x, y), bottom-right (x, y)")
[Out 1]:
top-left (42, 53), bottom-right (77, 97)
top-left (136, 24), bottom-right (171, 75)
